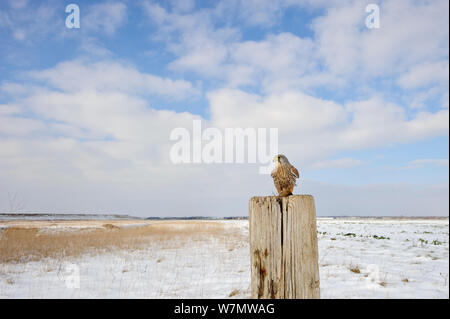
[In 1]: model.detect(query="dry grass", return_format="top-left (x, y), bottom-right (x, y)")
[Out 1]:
top-left (349, 264), bottom-right (361, 274)
top-left (228, 289), bottom-right (241, 297)
top-left (103, 223), bottom-right (121, 230)
top-left (0, 221), bottom-right (240, 264)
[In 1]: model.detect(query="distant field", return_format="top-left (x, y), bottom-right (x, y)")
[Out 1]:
top-left (0, 218), bottom-right (448, 298)
top-left (0, 220), bottom-right (240, 263)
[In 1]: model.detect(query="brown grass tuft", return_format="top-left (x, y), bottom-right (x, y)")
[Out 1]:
top-left (229, 289), bottom-right (240, 297)
top-left (349, 265), bottom-right (361, 274)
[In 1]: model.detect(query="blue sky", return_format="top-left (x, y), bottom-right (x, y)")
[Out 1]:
top-left (0, 0), bottom-right (448, 217)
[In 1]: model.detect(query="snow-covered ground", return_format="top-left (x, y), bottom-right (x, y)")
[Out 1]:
top-left (0, 219), bottom-right (448, 298)
top-left (316, 218), bottom-right (448, 298)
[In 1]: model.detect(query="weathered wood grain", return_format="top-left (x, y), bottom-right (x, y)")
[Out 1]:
top-left (249, 195), bottom-right (320, 299)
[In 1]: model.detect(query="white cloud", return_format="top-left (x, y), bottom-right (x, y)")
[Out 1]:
top-left (0, 60), bottom-right (203, 201)
top-left (143, 0), bottom-right (449, 103)
top-left (398, 61), bottom-right (449, 90)
top-left (7, 0), bottom-right (28, 10)
top-left (338, 98), bottom-right (449, 149)
top-left (77, 37), bottom-right (114, 57)
top-left (83, 2), bottom-right (127, 35)
top-left (227, 33), bottom-right (317, 91)
top-left (0, 115), bottom-right (46, 137)
top-left (406, 159), bottom-right (449, 169)
top-left (142, 3), bottom-right (240, 78)
top-left (168, 38), bottom-right (230, 77)
top-left (12, 29), bottom-right (26, 41)
top-left (0, 1), bottom-right (128, 46)
top-left (207, 90), bottom-right (449, 164)
top-left (405, 87), bottom-right (444, 109)
top-left (208, 89), bottom-right (345, 135)
top-left (168, 0), bottom-right (196, 13)
top-left (309, 158), bottom-right (365, 170)
top-left (313, 0), bottom-right (449, 77)
top-left (0, 104), bottom-right (21, 115)
top-left (312, 1), bottom-right (365, 75)
top-left (214, 0), bottom-right (286, 27)
top-left (147, 8), bottom-right (322, 92)
top-left (27, 59), bottom-right (196, 99)
top-left (0, 2), bottom-right (59, 42)
top-left (441, 92), bottom-right (449, 109)
top-left (0, 90), bottom-right (202, 212)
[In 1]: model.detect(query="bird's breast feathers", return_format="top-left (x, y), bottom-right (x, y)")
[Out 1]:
top-left (290, 166), bottom-right (299, 179)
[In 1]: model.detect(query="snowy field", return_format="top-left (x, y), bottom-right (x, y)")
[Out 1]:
top-left (0, 218), bottom-right (448, 299)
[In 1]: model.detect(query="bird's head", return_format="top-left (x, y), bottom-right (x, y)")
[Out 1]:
top-left (273, 154), bottom-right (289, 165)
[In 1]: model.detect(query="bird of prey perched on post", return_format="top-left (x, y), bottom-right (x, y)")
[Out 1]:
top-left (271, 154), bottom-right (299, 197)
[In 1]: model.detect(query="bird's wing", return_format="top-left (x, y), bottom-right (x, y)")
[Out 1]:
top-left (270, 166), bottom-right (277, 177)
top-left (290, 165), bottom-right (299, 178)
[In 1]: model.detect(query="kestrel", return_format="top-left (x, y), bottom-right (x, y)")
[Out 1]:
top-left (271, 154), bottom-right (299, 197)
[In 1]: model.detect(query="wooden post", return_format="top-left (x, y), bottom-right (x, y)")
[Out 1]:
top-left (249, 195), bottom-right (320, 299)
